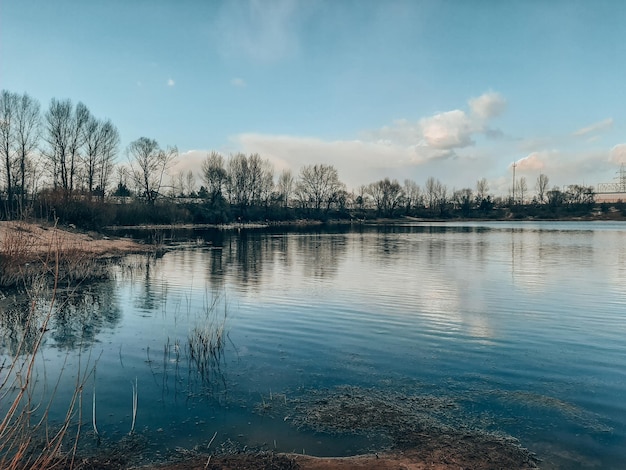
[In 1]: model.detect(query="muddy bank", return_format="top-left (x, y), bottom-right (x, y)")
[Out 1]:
top-left (0, 221), bottom-right (149, 288)
top-left (0, 221), bottom-right (146, 258)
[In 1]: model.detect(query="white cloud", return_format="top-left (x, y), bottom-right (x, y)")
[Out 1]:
top-left (514, 152), bottom-right (549, 171)
top-left (609, 144), bottom-right (626, 164)
top-left (230, 77), bottom-right (247, 88)
top-left (419, 109), bottom-right (474, 149)
top-left (167, 78), bottom-right (175, 87)
top-left (233, 133), bottom-right (453, 189)
top-left (469, 91), bottom-right (507, 120)
top-left (368, 91), bottom-right (506, 152)
top-left (573, 118), bottom-right (613, 137)
top-left (224, 91), bottom-right (511, 190)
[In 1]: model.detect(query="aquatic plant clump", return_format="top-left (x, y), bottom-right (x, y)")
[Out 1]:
top-left (185, 295), bottom-right (228, 391)
top-left (272, 386), bottom-right (539, 470)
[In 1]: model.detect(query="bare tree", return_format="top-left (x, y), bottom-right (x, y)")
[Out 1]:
top-left (44, 99), bottom-right (90, 198)
top-left (425, 176), bottom-right (437, 209)
top-left (516, 176), bottom-right (528, 204)
top-left (82, 116), bottom-right (106, 198)
top-left (0, 91), bottom-right (41, 217)
top-left (0, 91), bottom-right (17, 214)
top-left (172, 170), bottom-right (186, 197)
top-left (185, 170), bottom-right (196, 196)
top-left (453, 188), bottom-right (473, 215)
top-left (355, 184), bottom-right (369, 210)
top-left (276, 169), bottom-right (294, 208)
top-left (14, 93), bottom-right (41, 215)
top-left (476, 178), bottom-right (489, 202)
top-left (536, 173), bottom-right (549, 203)
top-left (128, 137), bottom-right (177, 205)
top-left (201, 151), bottom-right (227, 203)
top-left (403, 179), bottom-right (421, 214)
top-left (225, 153), bottom-right (274, 212)
top-left (247, 153), bottom-right (274, 207)
top-left (97, 120), bottom-right (119, 200)
top-left (225, 153), bottom-right (250, 210)
top-left (434, 180), bottom-right (448, 215)
top-left (295, 164), bottom-right (345, 212)
top-left (367, 178), bottom-right (403, 216)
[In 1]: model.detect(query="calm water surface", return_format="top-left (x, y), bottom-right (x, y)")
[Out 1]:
top-left (3, 221), bottom-right (626, 468)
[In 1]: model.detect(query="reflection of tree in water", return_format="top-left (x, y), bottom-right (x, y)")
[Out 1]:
top-left (48, 281), bottom-right (122, 349)
top-left (0, 294), bottom-right (47, 356)
top-left (0, 279), bottom-right (122, 354)
top-left (221, 231), bottom-right (271, 287)
top-left (114, 253), bottom-right (169, 313)
top-left (297, 233), bottom-right (347, 279)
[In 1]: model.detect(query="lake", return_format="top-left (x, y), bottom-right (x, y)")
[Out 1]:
top-left (2, 221), bottom-right (626, 468)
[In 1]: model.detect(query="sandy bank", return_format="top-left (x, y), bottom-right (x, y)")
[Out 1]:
top-left (0, 220), bottom-right (147, 259)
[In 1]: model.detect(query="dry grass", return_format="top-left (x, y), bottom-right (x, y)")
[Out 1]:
top-left (0, 221), bottom-right (143, 288)
top-left (0, 227), bottom-right (100, 469)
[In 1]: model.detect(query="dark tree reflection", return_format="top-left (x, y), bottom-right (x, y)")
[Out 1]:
top-left (49, 281), bottom-right (121, 349)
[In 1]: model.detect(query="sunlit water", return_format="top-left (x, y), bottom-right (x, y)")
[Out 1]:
top-left (3, 221), bottom-right (626, 468)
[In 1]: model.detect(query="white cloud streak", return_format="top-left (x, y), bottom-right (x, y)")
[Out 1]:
top-left (167, 78), bottom-right (175, 87)
top-left (573, 118), bottom-right (613, 137)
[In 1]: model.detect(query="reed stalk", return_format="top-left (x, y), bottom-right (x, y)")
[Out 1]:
top-left (129, 377), bottom-right (138, 435)
top-left (0, 223), bottom-right (98, 469)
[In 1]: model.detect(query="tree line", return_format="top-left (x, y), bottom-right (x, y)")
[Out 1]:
top-left (0, 89), bottom-right (601, 228)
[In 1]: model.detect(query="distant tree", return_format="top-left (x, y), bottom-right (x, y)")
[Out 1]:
top-left (295, 164), bottom-right (345, 212)
top-left (201, 151), bottom-right (227, 203)
top-left (225, 152), bottom-right (274, 213)
top-left (172, 170), bottom-right (186, 197)
top-left (112, 166), bottom-right (132, 197)
top-left (44, 99), bottom-right (90, 199)
top-left (185, 170), bottom-right (196, 196)
top-left (425, 177), bottom-right (447, 215)
top-left (83, 116), bottom-right (120, 199)
top-left (565, 184), bottom-right (595, 205)
top-left (476, 178), bottom-right (489, 202)
top-left (97, 120), bottom-right (119, 200)
top-left (547, 187), bottom-right (564, 207)
top-left (247, 153), bottom-right (274, 207)
top-left (127, 137), bottom-right (177, 205)
top-left (403, 179), bottom-right (421, 214)
top-left (516, 176), bottom-right (528, 204)
top-left (0, 91), bottom-right (42, 217)
top-left (0, 90), bottom-right (18, 214)
top-left (536, 173), bottom-right (549, 203)
top-left (425, 176), bottom-right (437, 209)
top-left (276, 169), bottom-right (294, 208)
top-left (453, 188), bottom-right (473, 216)
top-left (354, 185), bottom-right (368, 211)
top-left (434, 179), bottom-right (449, 216)
top-left (366, 178), bottom-right (403, 217)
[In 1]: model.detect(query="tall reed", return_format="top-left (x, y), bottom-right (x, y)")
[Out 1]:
top-left (0, 224), bottom-right (97, 469)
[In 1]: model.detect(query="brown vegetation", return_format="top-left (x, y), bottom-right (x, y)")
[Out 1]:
top-left (0, 221), bottom-right (146, 287)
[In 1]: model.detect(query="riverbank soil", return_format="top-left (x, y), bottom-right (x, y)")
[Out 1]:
top-left (0, 221), bottom-right (144, 258)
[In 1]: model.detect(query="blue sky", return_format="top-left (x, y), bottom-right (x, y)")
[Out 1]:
top-left (2, 0), bottom-right (626, 194)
